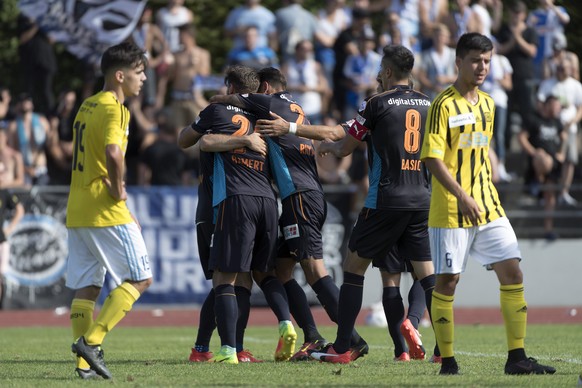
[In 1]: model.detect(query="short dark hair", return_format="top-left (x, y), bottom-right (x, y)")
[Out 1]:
top-left (381, 45), bottom-right (415, 80)
top-left (101, 41), bottom-right (147, 76)
top-left (258, 67), bottom-right (287, 90)
top-left (455, 33), bottom-right (493, 59)
top-left (224, 65), bottom-right (260, 93)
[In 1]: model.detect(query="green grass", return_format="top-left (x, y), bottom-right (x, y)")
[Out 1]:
top-left (0, 325), bottom-right (580, 386)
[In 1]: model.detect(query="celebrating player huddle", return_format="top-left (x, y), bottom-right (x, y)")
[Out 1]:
top-left (66, 34), bottom-right (555, 379)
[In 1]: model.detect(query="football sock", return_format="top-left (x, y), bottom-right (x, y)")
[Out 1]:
top-left (431, 291), bottom-right (454, 358)
top-left (407, 280), bottom-right (426, 328)
top-left (259, 276), bottom-right (291, 322)
top-left (500, 283), bottom-right (527, 352)
top-left (85, 282), bottom-right (140, 346)
top-left (235, 286), bottom-right (251, 352)
top-left (70, 298), bottom-right (95, 369)
top-left (313, 275), bottom-right (364, 346)
top-left (382, 286), bottom-right (406, 356)
top-left (420, 274), bottom-right (440, 356)
top-left (334, 271), bottom-right (364, 354)
top-left (214, 284), bottom-right (237, 348)
top-left (195, 289), bottom-right (216, 351)
top-left (284, 279), bottom-right (323, 343)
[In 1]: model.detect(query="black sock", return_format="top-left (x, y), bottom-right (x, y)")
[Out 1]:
top-left (284, 279), bottom-right (323, 343)
top-left (383, 286), bottom-right (407, 357)
top-left (334, 272), bottom-right (364, 354)
top-left (259, 276), bottom-right (291, 322)
top-left (407, 280), bottom-right (426, 328)
top-left (313, 275), bottom-right (363, 347)
top-left (507, 348), bottom-right (527, 363)
top-left (195, 289), bottom-right (216, 351)
top-left (442, 356), bottom-right (457, 367)
top-left (214, 284), bottom-right (237, 348)
top-left (235, 286), bottom-right (251, 353)
top-left (420, 274), bottom-right (440, 356)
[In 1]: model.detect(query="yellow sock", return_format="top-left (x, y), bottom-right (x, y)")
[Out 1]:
top-left (70, 299), bottom-right (95, 369)
top-left (85, 282), bottom-right (140, 346)
top-left (500, 283), bottom-right (527, 350)
top-left (431, 291), bottom-right (455, 358)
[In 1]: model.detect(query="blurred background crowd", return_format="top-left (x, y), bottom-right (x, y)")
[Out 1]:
top-left (0, 0), bottom-right (580, 239)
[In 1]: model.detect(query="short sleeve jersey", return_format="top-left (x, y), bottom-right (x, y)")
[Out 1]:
top-left (192, 103), bottom-right (274, 207)
top-left (236, 92), bottom-right (322, 199)
top-left (348, 85), bottom-right (431, 210)
top-left (66, 91), bottom-right (133, 227)
top-left (420, 86), bottom-right (505, 228)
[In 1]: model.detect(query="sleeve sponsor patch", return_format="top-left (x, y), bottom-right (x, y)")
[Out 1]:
top-left (283, 224), bottom-right (300, 240)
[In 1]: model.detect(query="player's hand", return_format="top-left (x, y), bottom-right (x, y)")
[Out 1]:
top-left (458, 193), bottom-right (483, 226)
top-left (256, 111), bottom-right (290, 137)
top-left (246, 132), bottom-right (267, 156)
top-left (318, 139), bottom-right (334, 157)
top-left (102, 177), bottom-right (127, 201)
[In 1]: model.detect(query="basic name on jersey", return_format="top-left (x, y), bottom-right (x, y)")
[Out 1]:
top-left (386, 98), bottom-right (431, 107)
top-left (231, 155), bottom-right (265, 171)
top-left (401, 159), bottom-right (422, 171)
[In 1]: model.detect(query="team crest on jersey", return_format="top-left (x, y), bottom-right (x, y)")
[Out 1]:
top-left (484, 112), bottom-right (492, 122)
top-left (283, 224), bottom-right (300, 240)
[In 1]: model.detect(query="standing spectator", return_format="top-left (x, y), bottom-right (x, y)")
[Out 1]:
top-left (0, 123), bottom-right (25, 189)
top-left (342, 32), bottom-right (381, 120)
top-left (131, 6), bottom-right (170, 111)
top-left (138, 108), bottom-right (192, 186)
top-left (416, 24), bottom-right (457, 102)
top-left (495, 1), bottom-right (538, 153)
top-left (387, 0), bottom-right (421, 53)
top-left (420, 32), bottom-right (555, 376)
top-left (283, 40), bottom-right (329, 124)
top-left (168, 24), bottom-right (211, 129)
top-left (537, 58), bottom-right (582, 207)
top-left (480, 53), bottom-right (513, 182)
top-left (0, 88), bottom-right (11, 124)
top-left (67, 42), bottom-right (152, 380)
top-left (17, 14), bottom-right (57, 116)
top-left (156, 0), bottom-right (194, 54)
top-left (224, 0), bottom-right (277, 51)
top-left (542, 32), bottom-right (580, 81)
top-left (445, 0), bottom-right (478, 45)
top-left (418, 0), bottom-right (449, 50)
top-left (275, 0), bottom-right (319, 62)
top-left (471, 0), bottom-right (502, 39)
top-left (528, 0), bottom-right (570, 80)
top-left (518, 95), bottom-right (565, 240)
top-left (227, 25), bottom-right (279, 70)
top-left (0, 190), bottom-right (25, 309)
top-left (46, 89), bottom-right (77, 186)
top-left (8, 93), bottom-right (49, 185)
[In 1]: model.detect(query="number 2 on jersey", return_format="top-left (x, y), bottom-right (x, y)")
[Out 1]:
top-left (404, 109), bottom-right (421, 154)
top-left (289, 103), bottom-right (305, 124)
top-left (231, 114), bottom-right (252, 154)
top-left (72, 121), bottom-right (85, 171)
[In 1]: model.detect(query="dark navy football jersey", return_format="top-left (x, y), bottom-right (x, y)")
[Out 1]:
top-left (192, 103), bottom-right (275, 207)
top-left (190, 118), bottom-right (215, 224)
top-left (348, 85), bottom-right (431, 210)
top-left (236, 92), bottom-right (322, 199)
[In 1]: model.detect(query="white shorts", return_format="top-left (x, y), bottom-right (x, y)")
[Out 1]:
top-left (66, 223), bottom-right (152, 290)
top-left (429, 217), bottom-right (522, 275)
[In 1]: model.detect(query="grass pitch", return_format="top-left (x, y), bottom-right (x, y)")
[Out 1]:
top-left (0, 324), bottom-right (580, 387)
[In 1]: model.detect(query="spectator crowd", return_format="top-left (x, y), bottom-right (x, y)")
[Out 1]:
top-left (1, 0), bottom-right (580, 240)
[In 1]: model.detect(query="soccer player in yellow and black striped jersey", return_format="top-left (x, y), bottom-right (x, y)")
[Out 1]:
top-left (420, 33), bottom-right (555, 376)
top-left (67, 42), bottom-right (152, 380)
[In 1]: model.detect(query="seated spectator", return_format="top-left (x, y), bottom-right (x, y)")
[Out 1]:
top-left (282, 40), bottom-right (328, 124)
top-left (46, 89), bottom-right (77, 186)
top-left (224, 0), bottom-right (276, 51)
top-left (227, 25), bottom-right (278, 69)
top-left (0, 122), bottom-right (25, 189)
top-left (156, 0), bottom-right (194, 54)
top-left (542, 31), bottom-right (580, 81)
top-left (138, 108), bottom-right (193, 186)
top-left (518, 95), bottom-right (565, 240)
top-left (275, 0), bottom-right (319, 62)
top-left (7, 93), bottom-right (49, 185)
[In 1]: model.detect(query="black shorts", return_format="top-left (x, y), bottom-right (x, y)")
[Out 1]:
top-left (277, 190), bottom-right (327, 261)
top-left (374, 245), bottom-right (414, 273)
top-left (348, 208), bottom-right (431, 265)
top-left (209, 195), bottom-right (278, 273)
top-left (196, 221), bottom-right (214, 280)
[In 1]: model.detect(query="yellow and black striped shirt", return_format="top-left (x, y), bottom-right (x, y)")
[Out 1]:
top-left (420, 86), bottom-right (505, 228)
top-left (66, 91), bottom-right (133, 227)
